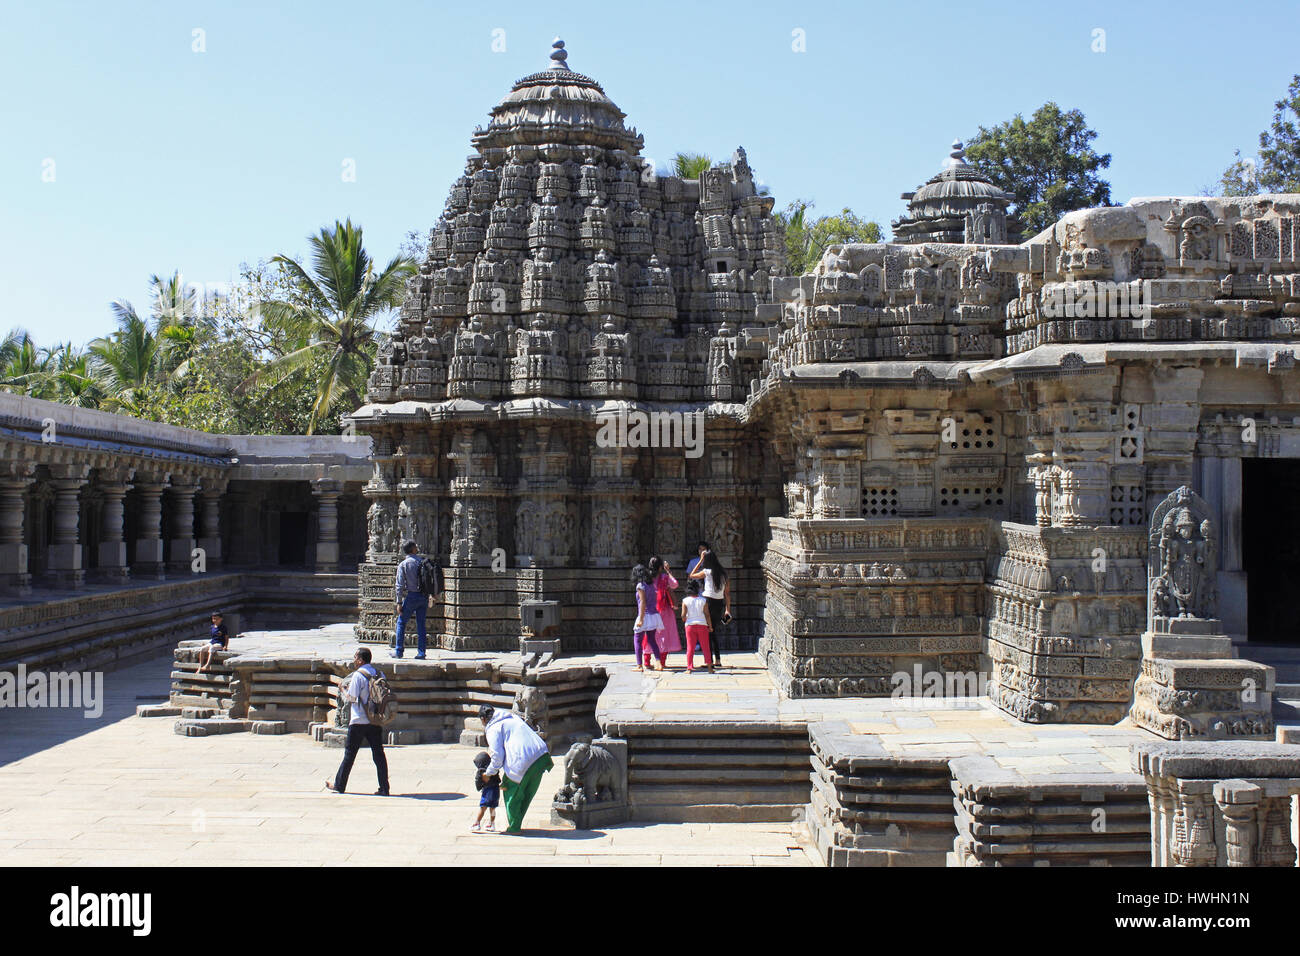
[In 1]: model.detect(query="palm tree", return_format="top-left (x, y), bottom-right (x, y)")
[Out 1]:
top-left (46, 343), bottom-right (105, 407)
top-left (0, 328), bottom-right (54, 397)
top-left (88, 308), bottom-right (164, 412)
top-left (241, 219), bottom-right (416, 433)
top-left (89, 270), bottom-right (212, 410)
top-left (671, 152), bottom-right (712, 180)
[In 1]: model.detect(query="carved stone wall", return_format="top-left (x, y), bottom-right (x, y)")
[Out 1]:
top-left (985, 523), bottom-right (1145, 723)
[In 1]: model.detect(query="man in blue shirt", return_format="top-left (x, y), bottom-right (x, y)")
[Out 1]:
top-left (393, 540), bottom-right (427, 659)
top-left (685, 540), bottom-right (710, 580)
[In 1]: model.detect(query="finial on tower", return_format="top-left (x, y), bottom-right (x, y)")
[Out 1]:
top-left (944, 139), bottom-right (967, 169)
top-left (550, 38), bottom-right (570, 71)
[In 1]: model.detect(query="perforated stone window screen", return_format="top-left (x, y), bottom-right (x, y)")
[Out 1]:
top-left (1110, 484), bottom-right (1146, 525)
top-left (862, 487), bottom-right (899, 516)
top-left (938, 485), bottom-right (1005, 512)
top-left (947, 416), bottom-right (999, 452)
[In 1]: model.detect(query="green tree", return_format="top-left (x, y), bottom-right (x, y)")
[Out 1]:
top-left (669, 152), bottom-right (712, 179)
top-left (0, 328), bottom-right (53, 397)
top-left (241, 219), bottom-right (416, 434)
top-left (88, 308), bottom-right (165, 413)
top-left (774, 200), bottom-right (883, 274)
top-left (43, 343), bottom-right (105, 408)
top-left (964, 102), bottom-right (1113, 235)
top-left (1220, 74), bottom-right (1300, 195)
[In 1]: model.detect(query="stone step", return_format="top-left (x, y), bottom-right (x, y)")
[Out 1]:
top-left (1273, 699), bottom-right (1300, 720)
top-left (631, 766), bottom-right (810, 785)
top-left (1276, 722), bottom-right (1300, 744)
top-left (629, 751), bottom-right (808, 769)
top-left (174, 718), bottom-right (251, 737)
top-left (1242, 644), bottom-right (1300, 660)
top-left (136, 704), bottom-right (182, 718)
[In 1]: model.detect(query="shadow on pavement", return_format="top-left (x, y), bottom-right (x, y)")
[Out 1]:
top-left (0, 653), bottom-right (173, 767)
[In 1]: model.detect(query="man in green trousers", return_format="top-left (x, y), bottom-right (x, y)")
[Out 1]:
top-left (479, 704), bottom-right (554, 833)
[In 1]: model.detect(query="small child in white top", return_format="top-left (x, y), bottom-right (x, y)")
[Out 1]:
top-left (680, 580), bottom-right (714, 673)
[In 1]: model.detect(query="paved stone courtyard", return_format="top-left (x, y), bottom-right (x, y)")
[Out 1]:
top-left (607, 654), bottom-right (1156, 777)
top-left (0, 651), bottom-right (815, 866)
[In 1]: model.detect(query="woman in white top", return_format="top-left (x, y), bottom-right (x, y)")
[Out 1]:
top-left (688, 550), bottom-right (730, 668)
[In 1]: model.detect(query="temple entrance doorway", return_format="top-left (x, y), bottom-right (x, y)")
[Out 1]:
top-left (1243, 458), bottom-right (1300, 645)
top-left (278, 512), bottom-right (308, 567)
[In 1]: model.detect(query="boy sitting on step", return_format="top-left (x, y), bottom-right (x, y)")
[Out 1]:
top-left (196, 611), bottom-right (229, 675)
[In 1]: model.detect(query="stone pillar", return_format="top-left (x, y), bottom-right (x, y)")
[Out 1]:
top-left (46, 464), bottom-right (90, 588)
top-left (1214, 779), bottom-right (1261, 867)
top-left (197, 478), bottom-right (226, 570)
top-left (133, 474), bottom-right (168, 579)
top-left (168, 477), bottom-right (202, 574)
top-left (0, 462), bottom-right (35, 594)
top-left (312, 478), bottom-right (343, 572)
top-left (97, 470), bottom-right (133, 582)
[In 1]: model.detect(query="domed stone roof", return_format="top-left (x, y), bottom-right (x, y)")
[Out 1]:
top-left (472, 39), bottom-right (644, 156)
top-left (893, 141), bottom-right (1017, 245)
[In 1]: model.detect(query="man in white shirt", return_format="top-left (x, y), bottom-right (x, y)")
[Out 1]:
top-left (325, 647), bottom-right (390, 796)
top-left (479, 704), bottom-right (553, 833)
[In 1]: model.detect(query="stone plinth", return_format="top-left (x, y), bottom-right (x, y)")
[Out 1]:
top-left (1132, 741), bottom-right (1300, 866)
top-left (1130, 647), bottom-right (1275, 741)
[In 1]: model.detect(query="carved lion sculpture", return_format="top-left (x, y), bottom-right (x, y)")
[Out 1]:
top-left (556, 741), bottom-right (619, 808)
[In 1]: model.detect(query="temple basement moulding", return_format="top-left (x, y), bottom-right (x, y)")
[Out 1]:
top-left (349, 39), bottom-right (1300, 729)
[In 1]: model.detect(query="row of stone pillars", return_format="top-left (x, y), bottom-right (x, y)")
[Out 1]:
top-left (0, 461), bottom-right (226, 593)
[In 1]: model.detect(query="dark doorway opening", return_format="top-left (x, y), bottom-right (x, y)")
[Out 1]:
top-left (1244, 458), bottom-right (1300, 644)
top-left (278, 512), bottom-right (308, 566)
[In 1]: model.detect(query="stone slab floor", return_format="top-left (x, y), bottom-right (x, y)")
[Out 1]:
top-left (606, 653), bottom-right (1161, 778)
top-left (0, 652), bottom-right (815, 867)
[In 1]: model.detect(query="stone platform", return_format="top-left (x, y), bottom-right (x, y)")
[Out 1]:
top-left (596, 651), bottom-right (1161, 865)
top-left (139, 629), bottom-right (1211, 866)
top-left (160, 624), bottom-right (611, 749)
top-left (0, 653), bottom-right (814, 867)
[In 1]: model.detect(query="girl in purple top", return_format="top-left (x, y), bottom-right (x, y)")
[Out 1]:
top-left (631, 563), bottom-right (663, 670)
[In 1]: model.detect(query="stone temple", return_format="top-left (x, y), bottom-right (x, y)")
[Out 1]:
top-left (8, 39), bottom-right (1300, 866)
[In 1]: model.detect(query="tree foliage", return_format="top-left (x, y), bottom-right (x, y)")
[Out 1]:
top-left (1220, 74), bottom-right (1300, 196)
top-left (774, 200), bottom-right (883, 274)
top-left (964, 102), bottom-right (1113, 235)
top-left (670, 152), bottom-right (712, 180)
top-left (240, 219), bottom-right (415, 434)
top-left (2, 221), bottom-right (414, 435)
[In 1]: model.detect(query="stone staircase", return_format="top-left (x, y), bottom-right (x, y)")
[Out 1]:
top-left (1247, 645), bottom-right (1300, 738)
top-left (620, 723), bottom-right (812, 823)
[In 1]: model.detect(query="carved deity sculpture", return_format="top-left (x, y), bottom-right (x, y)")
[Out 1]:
top-left (1148, 486), bottom-right (1217, 626)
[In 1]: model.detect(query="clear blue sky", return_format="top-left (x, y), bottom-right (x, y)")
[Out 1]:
top-left (2, 0), bottom-right (1296, 346)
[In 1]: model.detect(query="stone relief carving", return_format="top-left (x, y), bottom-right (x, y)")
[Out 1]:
top-left (1149, 486), bottom-right (1217, 624)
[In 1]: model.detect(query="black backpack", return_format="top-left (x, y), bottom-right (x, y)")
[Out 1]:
top-left (417, 556), bottom-right (443, 597)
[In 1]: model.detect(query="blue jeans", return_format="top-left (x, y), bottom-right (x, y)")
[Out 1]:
top-left (394, 593), bottom-right (427, 657)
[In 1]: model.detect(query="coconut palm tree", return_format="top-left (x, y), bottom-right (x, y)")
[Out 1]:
top-left (0, 328), bottom-right (53, 397)
top-left (671, 152), bottom-right (712, 180)
top-left (88, 308), bottom-right (164, 412)
top-left (241, 219), bottom-right (416, 434)
top-left (44, 343), bottom-right (105, 408)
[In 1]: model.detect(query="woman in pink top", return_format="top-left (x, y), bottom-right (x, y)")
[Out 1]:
top-left (648, 555), bottom-right (681, 667)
